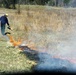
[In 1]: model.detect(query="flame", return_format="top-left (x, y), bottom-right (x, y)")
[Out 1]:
top-left (6, 34), bottom-right (22, 47)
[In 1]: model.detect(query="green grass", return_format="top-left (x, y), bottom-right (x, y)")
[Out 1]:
top-left (0, 40), bottom-right (37, 74)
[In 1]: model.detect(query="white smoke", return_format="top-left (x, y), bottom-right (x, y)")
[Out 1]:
top-left (35, 8), bottom-right (76, 73)
top-left (35, 53), bottom-right (76, 73)
top-left (35, 36), bottom-right (76, 73)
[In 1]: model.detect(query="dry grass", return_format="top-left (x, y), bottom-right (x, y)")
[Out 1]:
top-left (0, 5), bottom-right (76, 49)
top-left (0, 5), bottom-right (76, 73)
top-left (5, 5), bottom-right (76, 48)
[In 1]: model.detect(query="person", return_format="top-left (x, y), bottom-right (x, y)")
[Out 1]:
top-left (0, 14), bottom-right (11, 35)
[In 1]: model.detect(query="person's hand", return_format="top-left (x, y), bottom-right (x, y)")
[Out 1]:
top-left (7, 26), bottom-right (11, 30)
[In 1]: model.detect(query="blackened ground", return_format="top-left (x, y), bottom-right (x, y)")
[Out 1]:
top-left (19, 46), bottom-right (76, 74)
top-left (32, 53), bottom-right (76, 74)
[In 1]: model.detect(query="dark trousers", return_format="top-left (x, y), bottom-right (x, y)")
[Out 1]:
top-left (1, 24), bottom-right (5, 35)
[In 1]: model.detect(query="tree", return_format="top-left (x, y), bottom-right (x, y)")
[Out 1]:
top-left (0, 0), bottom-right (72, 8)
top-left (64, 0), bottom-right (71, 6)
top-left (17, 0), bottom-right (21, 14)
top-left (0, 0), bottom-right (3, 7)
top-left (12, 0), bottom-right (16, 9)
top-left (3, 0), bottom-right (16, 9)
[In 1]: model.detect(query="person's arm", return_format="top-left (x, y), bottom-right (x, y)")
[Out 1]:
top-left (6, 17), bottom-right (10, 26)
top-left (6, 17), bottom-right (11, 30)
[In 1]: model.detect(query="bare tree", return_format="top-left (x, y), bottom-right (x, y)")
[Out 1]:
top-left (2, 0), bottom-right (16, 9)
top-left (17, 0), bottom-right (21, 14)
top-left (57, 0), bottom-right (64, 6)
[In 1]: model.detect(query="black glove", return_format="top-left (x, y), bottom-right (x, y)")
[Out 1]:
top-left (7, 26), bottom-right (11, 30)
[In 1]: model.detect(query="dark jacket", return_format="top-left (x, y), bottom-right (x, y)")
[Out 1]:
top-left (0, 16), bottom-right (9, 25)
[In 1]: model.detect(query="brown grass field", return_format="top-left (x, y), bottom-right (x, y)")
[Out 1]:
top-left (0, 5), bottom-right (76, 74)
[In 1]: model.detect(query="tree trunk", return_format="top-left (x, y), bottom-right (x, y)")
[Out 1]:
top-left (17, 0), bottom-right (21, 14)
top-left (12, 0), bottom-right (16, 9)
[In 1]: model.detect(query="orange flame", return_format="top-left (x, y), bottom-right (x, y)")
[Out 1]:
top-left (6, 34), bottom-right (22, 47)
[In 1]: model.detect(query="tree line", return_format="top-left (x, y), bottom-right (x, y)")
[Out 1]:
top-left (0, 0), bottom-right (71, 9)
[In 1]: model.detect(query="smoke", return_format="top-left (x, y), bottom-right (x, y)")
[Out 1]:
top-left (34, 8), bottom-right (76, 73)
top-left (57, 36), bottom-right (76, 59)
top-left (35, 30), bottom-right (76, 73)
top-left (35, 53), bottom-right (76, 73)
